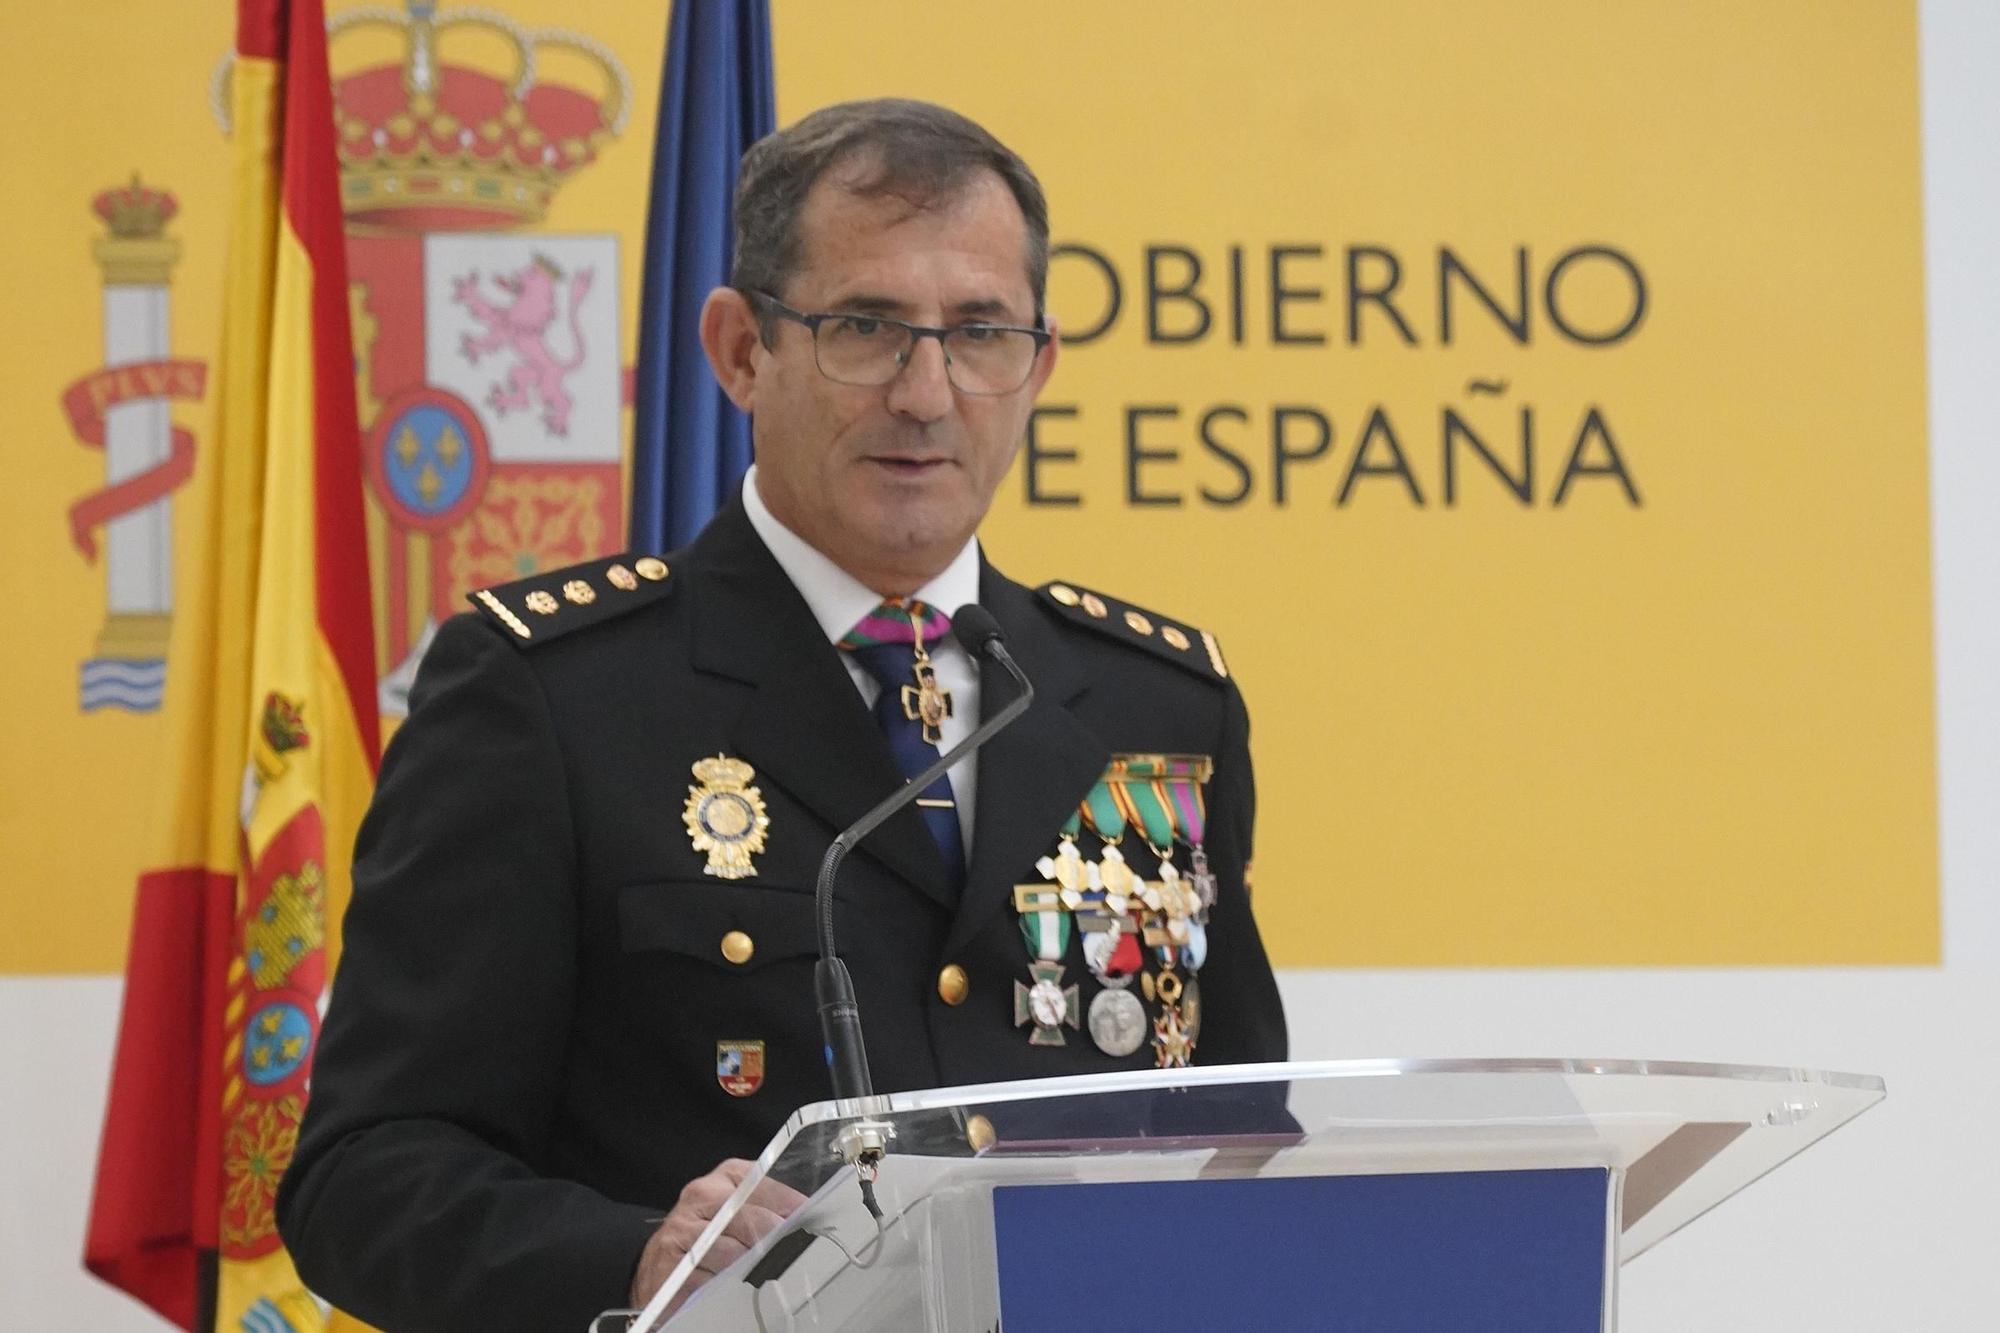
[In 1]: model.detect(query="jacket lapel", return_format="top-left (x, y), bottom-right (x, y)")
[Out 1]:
top-left (947, 567), bottom-right (1108, 957)
top-left (685, 501), bottom-right (954, 905)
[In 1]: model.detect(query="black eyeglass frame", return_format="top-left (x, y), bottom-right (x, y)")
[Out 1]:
top-left (745, 289), bottom-right (1053, 396)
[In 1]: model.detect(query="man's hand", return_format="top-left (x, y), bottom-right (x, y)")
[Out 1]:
top-left (630, 1159), bottom-right (808, 1314)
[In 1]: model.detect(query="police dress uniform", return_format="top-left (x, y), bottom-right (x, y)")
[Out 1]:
top-left (277, 495), bottom-right (1287, 1333)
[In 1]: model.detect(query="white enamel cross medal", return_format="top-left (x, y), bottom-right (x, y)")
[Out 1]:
top-left (1014, 961), bottom-right (1080, 1047)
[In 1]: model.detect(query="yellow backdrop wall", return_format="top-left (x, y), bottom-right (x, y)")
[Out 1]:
top-left (0, 1), bottom-right (1934, 973)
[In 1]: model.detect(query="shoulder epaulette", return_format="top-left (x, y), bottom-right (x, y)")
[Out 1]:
top-left (1035, 580), bottom-right (1230, 682)
top-left (467, 553), bottom-right (673, 647)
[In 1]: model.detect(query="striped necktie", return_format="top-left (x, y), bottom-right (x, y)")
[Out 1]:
top-left (838, 600), bottom-right (965, 892)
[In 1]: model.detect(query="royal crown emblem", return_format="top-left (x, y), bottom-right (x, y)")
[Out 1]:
top-left (212, 1), bottom-right (632, 232)
top-left (93, 177), bottom-right (178, 241)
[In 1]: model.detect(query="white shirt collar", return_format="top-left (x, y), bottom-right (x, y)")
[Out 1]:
top-left (740, 464), bottom-right (982, 644)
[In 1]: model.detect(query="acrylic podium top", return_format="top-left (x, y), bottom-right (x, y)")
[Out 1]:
top-left (631, 1058), bottom-right (1883, 1332)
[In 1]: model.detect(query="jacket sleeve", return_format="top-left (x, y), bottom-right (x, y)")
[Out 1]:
top-left (276, 614), bottom-right (656, 1333)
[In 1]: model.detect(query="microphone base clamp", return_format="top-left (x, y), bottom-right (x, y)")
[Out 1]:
top-left (832, 1117), bottom-right (896, 1174)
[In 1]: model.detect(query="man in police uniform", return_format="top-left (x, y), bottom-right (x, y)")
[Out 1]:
top-left (278, 99), bottom-right (1286, 1332)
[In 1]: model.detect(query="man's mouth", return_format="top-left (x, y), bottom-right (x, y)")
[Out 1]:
top-left (867, 455), bottom-right (952, 476)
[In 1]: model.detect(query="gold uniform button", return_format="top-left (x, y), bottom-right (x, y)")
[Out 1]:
top-left (937, 963), bottom-right (969, 1006)
top-left (719, 930), bottom-right (755, 965)
top-left (635, 556), bottom-right (669, 581)
top-left (1048, 583), bottom-right (1081, 607)
top-left (965, 1113), bottom-right (996, 1152)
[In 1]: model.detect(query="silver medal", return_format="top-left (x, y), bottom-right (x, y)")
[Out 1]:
top-left (1087, 986), bottom-right (1148, 1057)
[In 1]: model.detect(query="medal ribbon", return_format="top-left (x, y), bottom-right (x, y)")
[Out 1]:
top-left (1165, 776), bottom-right (1206, 846)
top-left (837, 598), bottom-right (951, 648)
top-left (1105, 754), bottom-right (1213, 783)
top-left (1077, 781), bottom-right (1127, 842)
top-left (1112, 779), bottom-right (1177, 851)
top-left (1019, 909), bottom-right (1071, 961)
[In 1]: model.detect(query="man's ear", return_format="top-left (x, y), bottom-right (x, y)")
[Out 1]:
top-left (699, 287), bottom-right (762, 412)
top-left (1026, 312), bottom-right (1060, 399)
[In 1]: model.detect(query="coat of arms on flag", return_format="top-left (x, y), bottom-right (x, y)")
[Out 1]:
top-left (331, 2), bottom-right (633, 716)
top-left (85, 0), bottom-right (384, 1328)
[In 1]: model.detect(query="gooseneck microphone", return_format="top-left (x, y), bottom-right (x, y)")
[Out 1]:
top-left (813, 603), bottom-right (1035, 1105)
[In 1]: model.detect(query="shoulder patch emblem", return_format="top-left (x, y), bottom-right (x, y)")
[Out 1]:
top-left (468, 552), bottom-right (673, 647)
top-left (1037, 582), bottom-right (1228, 681)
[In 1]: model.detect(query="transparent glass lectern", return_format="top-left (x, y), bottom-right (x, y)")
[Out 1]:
top-left (615, 1058), bottom-right (1883, 1332)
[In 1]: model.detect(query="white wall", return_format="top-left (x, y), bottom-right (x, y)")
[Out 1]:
top-left (5, 0), bottom-right (1994, 1327)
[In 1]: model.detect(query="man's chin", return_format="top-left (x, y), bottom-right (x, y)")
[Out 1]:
top-left (840, 504), bottom-right (976, 570)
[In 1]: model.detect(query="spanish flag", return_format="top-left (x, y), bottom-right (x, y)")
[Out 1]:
top-left (82, 0), bottom-right (379, 1328)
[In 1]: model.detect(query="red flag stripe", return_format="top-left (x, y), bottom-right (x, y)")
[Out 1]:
top-left (83, 869), bottom-right (236, 1329)
top-left (282, 0), bottom-right (380, 767)
top-left (237, 0), bottom-right (284, 60)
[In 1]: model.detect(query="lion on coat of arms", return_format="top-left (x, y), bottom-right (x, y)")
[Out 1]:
top-left (453, 254), bottom-right (595, 437)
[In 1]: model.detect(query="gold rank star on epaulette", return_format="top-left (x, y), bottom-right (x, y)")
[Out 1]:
top-left (1036, 581), bottom-right (1229, 681)
top-left (467, 553), bottom-right (672, 646)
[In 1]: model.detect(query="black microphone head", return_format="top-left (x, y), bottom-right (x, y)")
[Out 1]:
top-left (951, 604), bottom-right (1005, 656)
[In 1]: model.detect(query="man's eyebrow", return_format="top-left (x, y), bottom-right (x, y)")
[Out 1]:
top-left (819, 292), bottom-right (1024, 322)
top-left (951, 298), bottom-right (1014, 320)
top-left (822, 292), bottom-right (907, 315)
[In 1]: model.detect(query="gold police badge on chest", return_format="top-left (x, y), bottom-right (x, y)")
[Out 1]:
top-left (683, 755), bottom-right (771, 879)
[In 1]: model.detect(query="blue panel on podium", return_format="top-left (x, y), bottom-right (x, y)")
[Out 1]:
top-left (992, 1167), bottom-right (1609, 1332)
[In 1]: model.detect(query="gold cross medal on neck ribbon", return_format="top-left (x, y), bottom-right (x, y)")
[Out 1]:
top-left (900, 626), bottom-right (953, 746)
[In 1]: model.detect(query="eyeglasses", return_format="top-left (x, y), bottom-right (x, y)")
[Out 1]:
top-left (748, 291), bottom-right (1051, 397)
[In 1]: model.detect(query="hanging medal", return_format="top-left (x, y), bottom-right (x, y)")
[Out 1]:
top-left (1010, 874), bottom-right (1079, 1046)
top-left (1113, 778), bottom-right (1203, 941)
top-left (1033, 825), bottom-right (1090, 912)
top-left (1009, 807), bottom-right (1083, 1048)
top-left (1107, 760), bottom-right (1210, 1069)
top-left (1150, 968), bottom-right (1195, 1068)
top-left (1069, 794), bottom-right (1149, 1056)
top-left (1085, 970), bottom-right (1149, 1057)
top-left (898, 599), bottom-right (954, 746)
top-left (1164, 767), bottom-right (1218, 917)
top-left (1159, 764), bottom-right (1212, 968)
top-left (1013, 960), bottom-right (1080, 1046)
top-left (1046, 814), bottom-right (1125, 980)
top-left (1084, 783), bottom-right (1141, 914)
top-left (1076, 784), bottom-right (1144, 969)
top-left (1087, 774), bottom-right (1192, 1065)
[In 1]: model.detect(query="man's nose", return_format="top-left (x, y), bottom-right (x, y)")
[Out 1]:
top-left (885, 334), bottom-right (954, 422)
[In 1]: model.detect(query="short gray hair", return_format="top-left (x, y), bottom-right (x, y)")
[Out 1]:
top-left (730, 98), bottom-right (1050, 331)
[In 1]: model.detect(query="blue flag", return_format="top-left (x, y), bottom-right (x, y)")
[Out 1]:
top-left (629, 0), bottom-right (775, 553)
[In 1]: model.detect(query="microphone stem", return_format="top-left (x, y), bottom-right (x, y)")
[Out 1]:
top-left (813, 652), bottom-right (1034, 959)
top-left (814, 640), bottom-right (1035, 1103)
